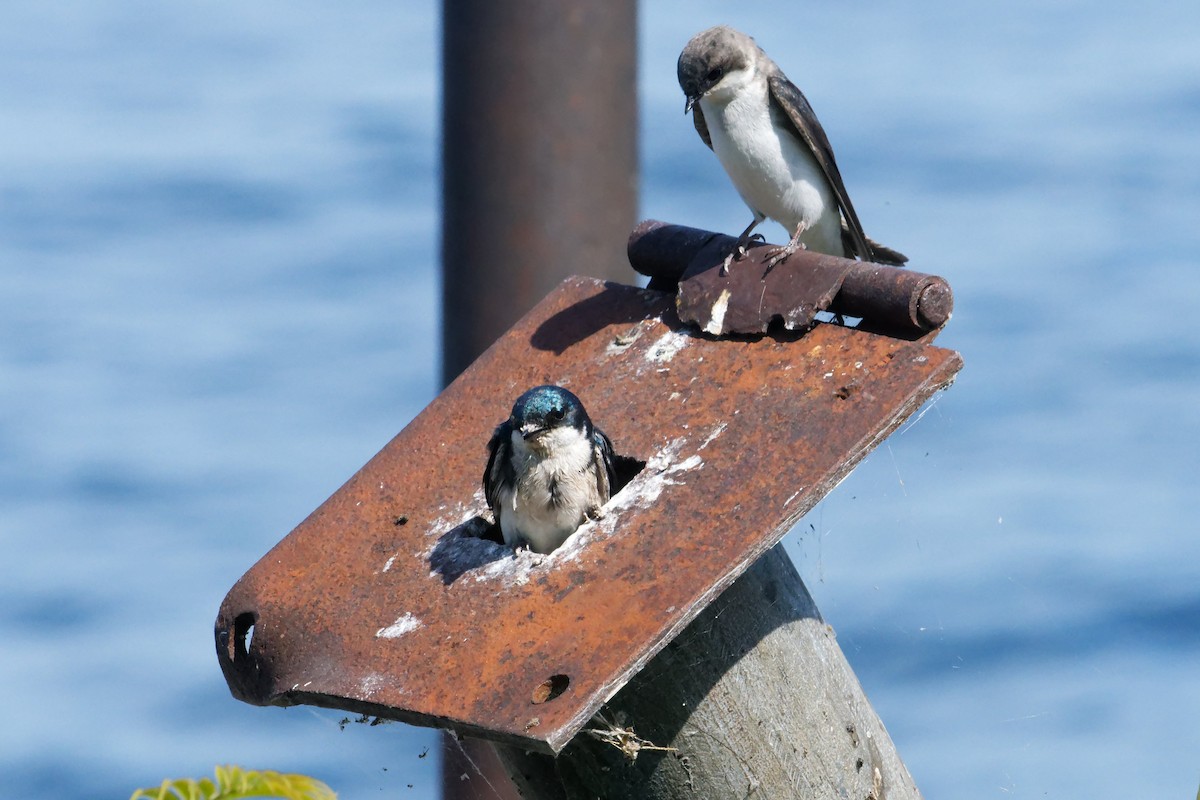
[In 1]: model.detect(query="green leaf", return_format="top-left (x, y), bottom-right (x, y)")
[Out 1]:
top-left (130, 765), bottom-right (336, 800)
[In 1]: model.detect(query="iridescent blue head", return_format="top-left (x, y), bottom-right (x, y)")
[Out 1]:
top-left (509, 385), bottom-right (589, 439)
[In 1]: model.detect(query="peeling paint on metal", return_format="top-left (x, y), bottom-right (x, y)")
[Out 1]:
top-left (703, 289), bottom-right (731, 335)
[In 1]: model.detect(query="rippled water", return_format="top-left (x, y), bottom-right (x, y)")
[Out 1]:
top-left (2, 2), bottom-right (1197, 797)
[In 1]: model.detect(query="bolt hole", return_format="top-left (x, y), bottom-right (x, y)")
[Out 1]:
top-left (531, 674), bottom-right (570, 704)
top-left (233, 611), bottom-right (257, 659)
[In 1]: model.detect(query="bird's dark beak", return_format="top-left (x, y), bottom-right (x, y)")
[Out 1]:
top-left (519, 422), bottom-right (545, 439)
top-left (684, 95), bottom-right (697, 115)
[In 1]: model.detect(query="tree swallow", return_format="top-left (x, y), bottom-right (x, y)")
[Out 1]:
top-left (483, 385), bottom-right (616, 554)
top-left (677, 25), bottom-right (907, 272)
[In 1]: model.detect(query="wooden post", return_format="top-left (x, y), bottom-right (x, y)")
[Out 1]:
top-left (494, 545), bottom-right (921, 799)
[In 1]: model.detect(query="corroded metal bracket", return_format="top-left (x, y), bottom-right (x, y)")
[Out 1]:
top-left (628, 219), bottom-right (954, 337)
top-left (215, 276), bottom-right (962, 753)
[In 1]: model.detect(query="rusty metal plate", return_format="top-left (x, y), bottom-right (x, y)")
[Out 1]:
top-left (215, 276), bottom-right (962, 753)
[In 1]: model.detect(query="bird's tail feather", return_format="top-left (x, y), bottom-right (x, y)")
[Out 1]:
top-left (841, 221), bottom-right (908, 266)
top-left (865, 236), bottom-right (908, 266)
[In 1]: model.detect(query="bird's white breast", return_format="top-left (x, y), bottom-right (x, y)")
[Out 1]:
top-left (701, 74), bottom-right (843, 255)
top-left (497, 427), bottom-right (602, 554)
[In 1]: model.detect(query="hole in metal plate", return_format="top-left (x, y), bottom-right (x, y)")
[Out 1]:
top-left (531, 674), bottom-right (570, 704)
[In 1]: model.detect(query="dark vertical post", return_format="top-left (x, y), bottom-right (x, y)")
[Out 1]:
top-left (441, 1), bottom-right (639, 385)
top-left (440, 3), bottom-right (638, 797)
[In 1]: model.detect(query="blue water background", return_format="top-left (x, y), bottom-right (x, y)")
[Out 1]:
top-left (2, 2), bottom-right (1198, 797)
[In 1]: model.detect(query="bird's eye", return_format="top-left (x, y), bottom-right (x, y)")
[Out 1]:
top-left (706, 67), bottom-right (723, 83)
top-left (548, 407), bottom-right (565, 422)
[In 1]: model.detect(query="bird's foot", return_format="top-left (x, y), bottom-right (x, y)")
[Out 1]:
top-left (720, 234), bottom-right (767, 276)
top-left (764, 241), bottom-right (806, 272)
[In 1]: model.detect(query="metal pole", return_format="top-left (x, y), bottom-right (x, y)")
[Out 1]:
top-left (440, 3), bottom-right (638, 796)
top-left (441, 0), bottom-right (639, 385)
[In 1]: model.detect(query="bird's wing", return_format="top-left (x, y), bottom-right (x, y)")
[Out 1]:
top-left (691, 105), bottom-right (714, 150)
top-left (767, 74), bottom-right (874, 262)
top-left (591, 426), bottom-right (617, 503)
top-left (483, 422), bottom-right (513, 513)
